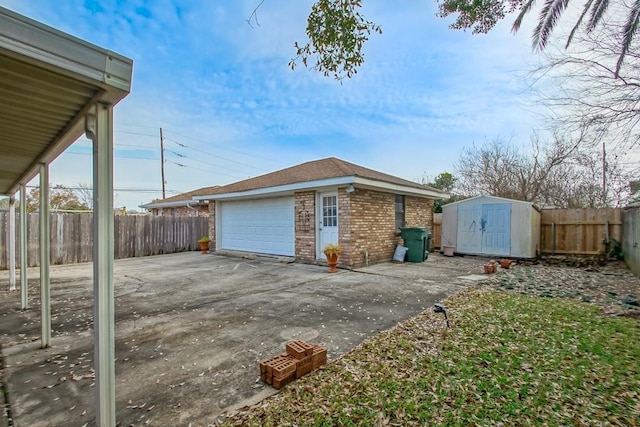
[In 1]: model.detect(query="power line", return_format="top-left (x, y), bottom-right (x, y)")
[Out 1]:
top-left (165, 160), bottom-right (246, 179)
top-left (165, 137), bottom-right (271, 173)
top-left (24, 185), bottom-right (180, 194)
top-left (65, 151), bottom-right (159, 161)
top-left (164, 147), bottom-right (261, 176)
top-left (162, 128), bottom-right (287, 166)
top-left (115, 130), bottom-right (158, 138)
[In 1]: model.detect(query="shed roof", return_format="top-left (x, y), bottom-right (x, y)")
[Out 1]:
top-left (194, 157), bottom-right (447, 200)
top-left (442, 194), bottom-right (541, 211)
top-left (0, 6), bottom-right (133, 195)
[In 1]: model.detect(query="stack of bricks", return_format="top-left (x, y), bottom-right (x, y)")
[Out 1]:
top-left (259, 340), bottom-right (327, 389)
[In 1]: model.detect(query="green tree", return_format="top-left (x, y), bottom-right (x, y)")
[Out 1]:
top-left (426, 172), bottom-right (462, 213)
top-left (26, 185), bottom-right (90, 212)
top-left (430, 172), bottom-right (457, 194)
top-left (437, 0), bottom-right (640, 77)
top-left (289, 0), bottom-right (381, 81)
top-left (287, 0), bottom-right (638, 80)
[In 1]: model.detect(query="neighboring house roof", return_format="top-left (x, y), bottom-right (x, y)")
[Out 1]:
top-left (194, 157), bottom-right (447, 201)
top-left (140, 185), bottom-right (220, 209)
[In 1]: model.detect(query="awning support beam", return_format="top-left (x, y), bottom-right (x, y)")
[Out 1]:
top-left (20, 184), bottom-right (28, 310)
top-left (9, 195), bottom-right (16, 291)
top-left (90, 103), bottom-right (116, 426)
top-left (39, 163), bottom-right (51, 348)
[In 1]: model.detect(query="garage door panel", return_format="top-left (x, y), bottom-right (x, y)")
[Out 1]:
top-left (220, 197), bottom-right (295, 256)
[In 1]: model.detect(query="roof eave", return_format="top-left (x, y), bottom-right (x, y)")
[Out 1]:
top-left (194, 176), bottom-right (447, 201)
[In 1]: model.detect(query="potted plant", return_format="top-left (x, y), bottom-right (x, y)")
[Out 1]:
top-left (442, 241), bottom-right (455, 257)
top-left (323, 243), bottom-right (340, 273)
top-left (198, 236), bottom-right (210, 254)
top-left (500, 258), bottom-right (513, 269)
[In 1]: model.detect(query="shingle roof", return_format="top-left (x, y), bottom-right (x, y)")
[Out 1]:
top-left (209, 157), bottom-right (440, 194)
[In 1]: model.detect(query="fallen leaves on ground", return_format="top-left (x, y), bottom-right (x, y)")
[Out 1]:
top-left (217, 280), bottom-right (640, 426)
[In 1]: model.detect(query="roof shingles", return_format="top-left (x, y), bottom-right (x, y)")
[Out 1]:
top-left (208, 157), bottom-right (439, 194)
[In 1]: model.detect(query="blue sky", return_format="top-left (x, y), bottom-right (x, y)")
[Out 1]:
top-left (1, 0), bottom-right (543, 210)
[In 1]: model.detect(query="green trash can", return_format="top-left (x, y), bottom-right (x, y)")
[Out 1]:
top-left (400, 227), bottom-right (430, 263)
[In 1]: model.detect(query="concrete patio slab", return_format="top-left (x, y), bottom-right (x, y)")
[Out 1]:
top-left (0, 252), bottom-right (490, 426)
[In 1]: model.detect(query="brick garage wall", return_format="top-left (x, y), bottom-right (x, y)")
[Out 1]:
top-left (294, 192), bottom-right (316, 263)
top-left (340, 188), bottom-right (400, 268)
top-left (405, 196), bottom-right (434, 248)
top-left (208, 201), bottom-right (216, 251)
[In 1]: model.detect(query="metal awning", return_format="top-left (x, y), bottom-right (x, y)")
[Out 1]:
top-left (0, 6), bottom-right (132, 196)
top-left (0, 6), bottom-right (133, 426)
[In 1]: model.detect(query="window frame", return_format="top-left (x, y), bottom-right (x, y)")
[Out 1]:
top-left (395, 194), bottom-right (405, 230)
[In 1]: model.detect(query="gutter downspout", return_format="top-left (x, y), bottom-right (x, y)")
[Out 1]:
top-left (185, 202), bottom-right (200, 217)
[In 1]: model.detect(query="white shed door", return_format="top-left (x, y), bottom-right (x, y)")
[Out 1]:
top-left (457, 204), bottom-right (483, 254)
top-left (457, 202), bottom-right (511, 256)
top-left (220, 197), bottom-right (295, 256)
top-left (482, 203), bottom-right (511, 256)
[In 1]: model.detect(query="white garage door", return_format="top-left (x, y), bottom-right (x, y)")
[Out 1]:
top-left (220, 197), bottom-right (295, 256)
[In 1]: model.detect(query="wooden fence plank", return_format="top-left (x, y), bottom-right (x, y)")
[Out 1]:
top-left (539, 208), bottom-right (622, 255)
top-left (0, 213), bottom-right (207, 268)
top-left (432, 213), bottom-right (442, 249)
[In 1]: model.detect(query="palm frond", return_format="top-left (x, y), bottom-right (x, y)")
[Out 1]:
top-left (585, 0), bottom-right (609, 32)
top-left (616, 0), bottom-right (640, 77)
top-left (532, 0), bottom-right (571, 50)
top-left (565, 0), bottom-right (594, 48)
top-left (512, 0), bottom-right (538, 33)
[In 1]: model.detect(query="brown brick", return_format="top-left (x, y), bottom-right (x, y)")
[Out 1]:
top-left (272, 371), bottom-right (296, 389)
top-left (260, 353), bottom-right (297, 385)
top-left (294, 353), bottom-right (313, 379)
top-left (294, 192), bottom-right (316, 263)
top-left (286, 340), bottom-right (314, 359)
top-left (311, 345), bottom-right (327, 370)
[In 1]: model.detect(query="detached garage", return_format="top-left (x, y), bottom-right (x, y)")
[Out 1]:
top-left (441, 195), bottom-right (540, 259)
top-left (194, 157), bottom-right (448, 267)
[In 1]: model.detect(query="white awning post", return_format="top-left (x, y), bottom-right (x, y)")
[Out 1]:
top-left (39, 163), bottom-right (51, 348)
top-left (20, 184), bottom-right (28, 309)
top-left (89, 103), bottom-right (116, 426)
top-left (8, 195), bottom-right (16, 291)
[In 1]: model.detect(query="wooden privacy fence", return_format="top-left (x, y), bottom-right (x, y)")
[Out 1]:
top-left (539, 208), bottom-right (622, 255)
top-left (432, 213), bottom-right (442, 250)
top-left (0, 213), bottom-right (208, 269)
top-left (622, 206), bottom-right (640, 276)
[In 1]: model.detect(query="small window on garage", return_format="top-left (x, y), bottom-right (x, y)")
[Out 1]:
top-left (395, 195), bottom-right (405, 229)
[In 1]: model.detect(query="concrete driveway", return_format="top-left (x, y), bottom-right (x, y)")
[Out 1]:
top-left (0, 252), bottom-right (489, 426)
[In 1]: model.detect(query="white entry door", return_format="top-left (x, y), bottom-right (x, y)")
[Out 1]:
top-left (318, 192), bottom-right (338, 260)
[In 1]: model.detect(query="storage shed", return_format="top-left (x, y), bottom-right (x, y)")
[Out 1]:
top-left (441, 195), bottom-right (540, 259)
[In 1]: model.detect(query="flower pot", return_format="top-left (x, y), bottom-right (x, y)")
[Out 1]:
top-left (324, 251), bottom-right (339, 273)
top-left (484, 264), bottom-right (495, 274)
top-left (500, 259), bottom-right (512, 269)
top-left (442, 245), bottom-right (455, 257)
top-left (198, 240), bottom-right (209, 254)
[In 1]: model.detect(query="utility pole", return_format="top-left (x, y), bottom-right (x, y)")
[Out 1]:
top-left (602, 141), bottom-right (606, 205)
top-left (160, 127), bottom-right (166, 199)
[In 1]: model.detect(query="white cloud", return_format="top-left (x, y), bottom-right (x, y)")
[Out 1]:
top-left (1, 0), bottom-right (547, 208)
